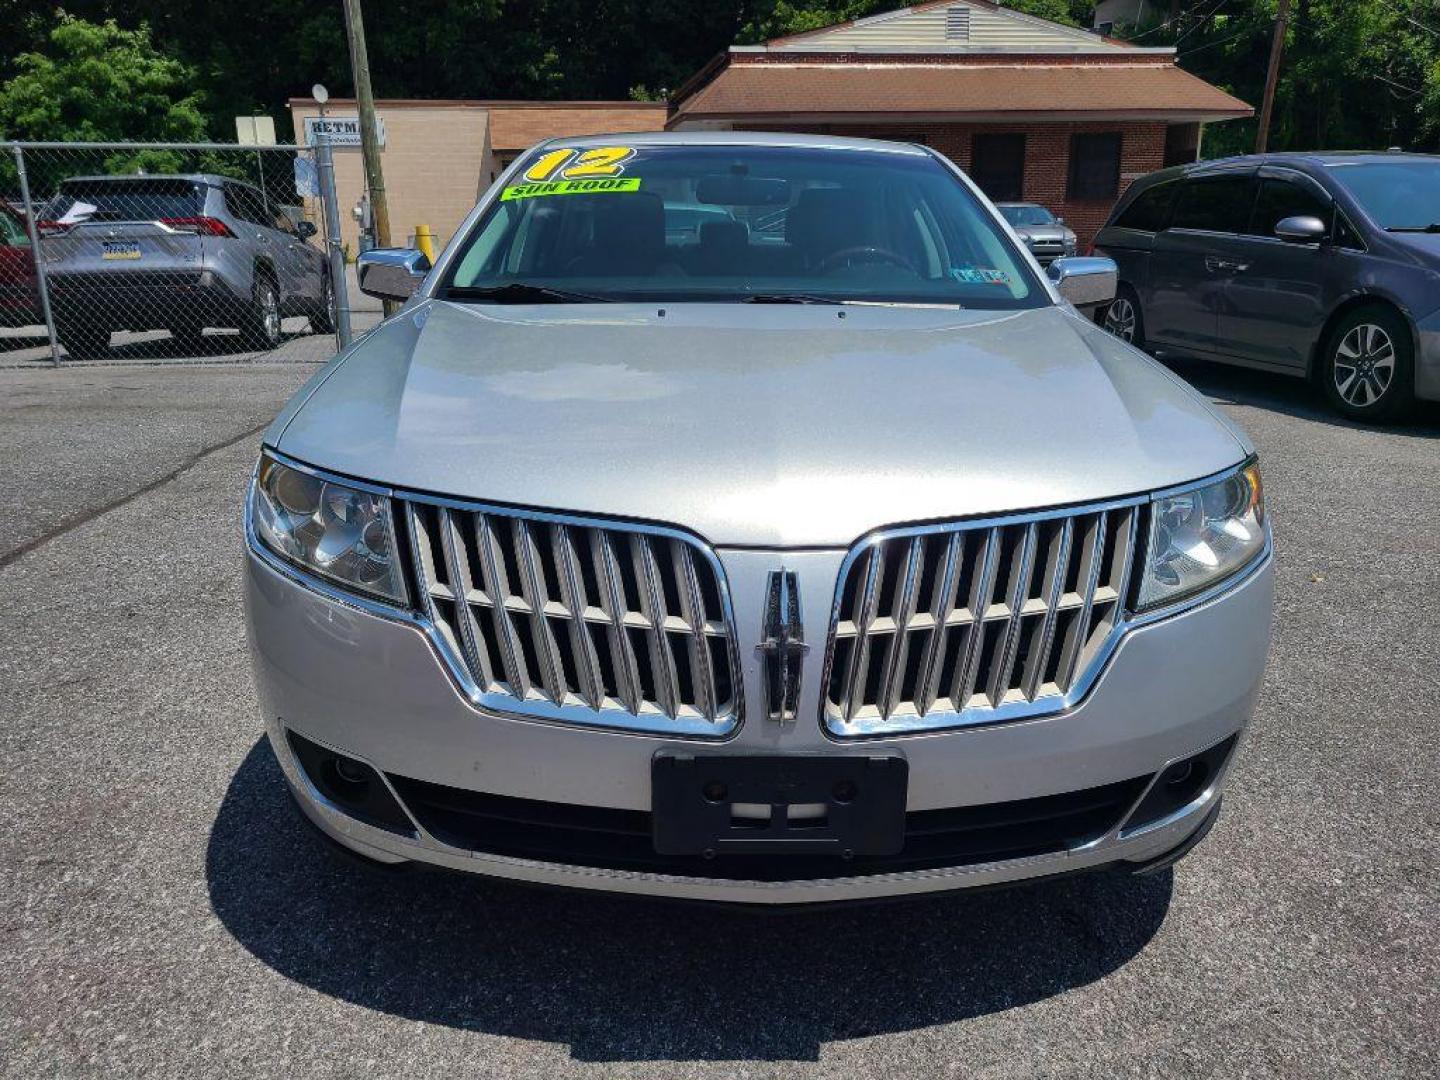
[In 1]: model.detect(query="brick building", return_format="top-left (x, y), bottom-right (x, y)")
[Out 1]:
top-left (286, 99), bottom-right (667, 252)
top-left (667, 0), bottom-right (1250, 248)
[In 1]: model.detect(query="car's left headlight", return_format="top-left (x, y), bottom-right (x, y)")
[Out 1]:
top-left (1136, 462), bottom-right (1266, 610)
top-left (250, 453), bottom-right (407, 604)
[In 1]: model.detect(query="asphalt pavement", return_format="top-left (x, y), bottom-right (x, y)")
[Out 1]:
top-left (1, 358), bottom-right (1437, 1078)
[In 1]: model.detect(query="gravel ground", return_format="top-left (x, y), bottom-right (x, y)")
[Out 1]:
top-left (1, 360), bottom-right (1437, 1078)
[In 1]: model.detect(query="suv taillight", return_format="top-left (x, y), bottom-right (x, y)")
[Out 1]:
top-left (161, 216), bottom-right (235, 237)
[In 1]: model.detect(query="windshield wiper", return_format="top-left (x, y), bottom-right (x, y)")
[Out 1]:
top-left (739, 293), bottom-right (847, 305)
top-left (444, 283), bottom-right (614, 304)
top-left (1385, 223), bottom-right (1440, 233)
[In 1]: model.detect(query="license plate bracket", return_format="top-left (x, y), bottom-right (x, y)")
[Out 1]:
top-left (652, 753), bottom-right (907, 858)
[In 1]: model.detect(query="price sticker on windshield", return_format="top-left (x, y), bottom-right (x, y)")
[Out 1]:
top-left (503, 146), bottom-right (641, 200)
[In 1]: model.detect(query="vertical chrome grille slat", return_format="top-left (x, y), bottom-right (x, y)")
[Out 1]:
top-left (913, 531), bottom-right (963, 718)
top-left (826, 499), bottom-right (1148, 736)
top-left (399, 494), bottom-right (737, 734)
top-left (437, 506), bottom-right (496, 692)
top-left (552, 524), bottom-right (606, 711)
top-left (473, 512), bottom-right (530, 700)
top-left (676, 543), bottom-right (717, 722)
top-left (1023, 516), bottom-right (1073, 700)
top-left (514, 518), bottom-right (567, 706)
top-left (840, 546), bottom-right (883, 723)
top-left (636, 535), bottom-right (682, 720)
top-left (596, 529), bottom-right (645, 717)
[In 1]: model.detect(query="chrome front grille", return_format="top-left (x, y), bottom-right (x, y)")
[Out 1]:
top-left (402, 498), bottom-right (740, 736)
top-left (823, 501), bottom-right (1142, 736)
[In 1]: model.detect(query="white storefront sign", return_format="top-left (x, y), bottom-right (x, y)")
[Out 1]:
top-left (303, 115), bottom-right (387, 148)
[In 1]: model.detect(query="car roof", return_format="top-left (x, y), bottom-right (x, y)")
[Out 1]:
top-left (1134, 150), bottom-right (1440, 188)
top-left (58, 174), bottom-right (233, 187)
top-left (540, 130), bottom-right (932, 156)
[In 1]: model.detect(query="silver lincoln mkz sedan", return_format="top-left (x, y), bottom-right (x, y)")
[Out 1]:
top-left (245, 133), bottom-right (1274, 904)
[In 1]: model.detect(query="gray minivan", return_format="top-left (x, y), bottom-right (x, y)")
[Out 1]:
top-left (40, 174), bottom-right (334, 357)
top-left (1092, 152), bottom-right (1440, 421)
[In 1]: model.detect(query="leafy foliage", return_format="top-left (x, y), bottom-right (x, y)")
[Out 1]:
top-left (2, 2), bottom-right (1438, 155)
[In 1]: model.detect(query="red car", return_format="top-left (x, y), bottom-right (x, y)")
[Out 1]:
top-left (0, 203), bottom-right (41, 328)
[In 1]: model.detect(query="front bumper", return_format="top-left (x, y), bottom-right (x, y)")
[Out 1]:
top-left (245, 530), bottom-right (1274, 904)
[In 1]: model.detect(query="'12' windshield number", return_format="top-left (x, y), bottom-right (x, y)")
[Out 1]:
top-left (523, 147), bottom-right (636, 183)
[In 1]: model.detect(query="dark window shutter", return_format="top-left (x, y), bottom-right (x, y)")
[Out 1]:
top-left (1067, 133), bottom-right (1122, 200)
top-left (971, 133), bottom-right (1026, 202)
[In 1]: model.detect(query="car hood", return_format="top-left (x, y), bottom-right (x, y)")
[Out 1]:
top-left (273, 300), bottom-right (1250, 547)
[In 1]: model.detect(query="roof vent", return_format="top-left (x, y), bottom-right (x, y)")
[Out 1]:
top-left (946, 5), bottom-right (972, 40)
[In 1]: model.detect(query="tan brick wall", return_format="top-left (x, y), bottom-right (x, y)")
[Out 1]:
top-left (739, 119), bottom-right (1169, 251)
top-left (289, 104), bottom-right (495, 255)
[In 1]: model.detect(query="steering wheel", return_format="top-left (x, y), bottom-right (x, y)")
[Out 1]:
top-left (818, 245), bottom-right (918, 275)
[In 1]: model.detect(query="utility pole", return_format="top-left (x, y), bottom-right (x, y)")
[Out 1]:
top-left (1254, 0), bottom-right (1292, 154)
top-left (341, 0), bottom-right (391, 252)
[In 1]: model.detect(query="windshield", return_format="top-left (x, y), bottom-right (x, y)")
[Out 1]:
top-left (1325, 160), bottom-right (1440, 230)
top-left (999, 205), bottom-right (1056, 227)
top-left (444, 144), bottom-right (1043, 308)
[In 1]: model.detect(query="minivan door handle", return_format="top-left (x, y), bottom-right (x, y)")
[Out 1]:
top-left (1205, 256), bottom-right (1249, 274)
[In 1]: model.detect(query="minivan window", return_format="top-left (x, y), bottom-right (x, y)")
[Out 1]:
top-left (1247, 177), bottom-right (1331, 238)
top-left (49, 179), bottom-right (202, 224)
top-left (1169, 174), bottom-right (1257, 233)
top-left (444, 144), bottom-right (1045, 308)
top-left (1114, 182), bottom-right (1175, 232)
top-left (1325, 159), bottom-right (1440, 231)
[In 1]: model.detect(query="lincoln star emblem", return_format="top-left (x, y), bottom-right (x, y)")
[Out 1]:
top-left (757, 570), bottom-right (808, 725)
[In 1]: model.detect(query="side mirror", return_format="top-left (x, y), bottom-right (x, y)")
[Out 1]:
top-left (1274, 215), bottom-right (1327, 243)
top-left (1055, 216), bottom-right (1066, 226)
top-left (294, 220), bottom-right (318, 240)
top-left (1046, 255), bottom-right (1117, 312)
top-left (356, 247), bottom-right (431, 301)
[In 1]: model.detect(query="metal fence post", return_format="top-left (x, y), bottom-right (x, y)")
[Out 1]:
top-left (12, 145), bottom-right (62, 366)
top-left (314, 135), bottom-right (354, 349)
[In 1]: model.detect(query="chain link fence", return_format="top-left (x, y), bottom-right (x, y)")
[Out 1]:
top-left (1, 140), bottom-right (375, 366)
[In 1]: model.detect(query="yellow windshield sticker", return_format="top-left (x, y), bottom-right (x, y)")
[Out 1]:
top-left (520, 146), bottom-right (638, 183)
top-left (501, 177), bottom-right (642, 200)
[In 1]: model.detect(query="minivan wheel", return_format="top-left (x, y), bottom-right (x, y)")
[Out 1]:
top-left (241, 274), bottom-right (283, 350)
top-left (55, 318), bottom-right (111, 359)
top-left (1102, 286), bottom-right (1144, 348)
top-left (1322, 305), bottom-right (1413, 423)
top-left (310, 269), bottom-right (337, 335)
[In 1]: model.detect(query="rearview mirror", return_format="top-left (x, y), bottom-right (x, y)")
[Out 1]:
top-left (1274, 214), bottom-right (1327, 243)
top-left (695, 174), bottom-right (791, 206)
top-left (356, 247), bottom-right (431, 301)
top-left (1046, 256), bottom-right (1117, 312)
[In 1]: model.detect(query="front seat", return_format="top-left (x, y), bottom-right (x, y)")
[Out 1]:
top-left (565, 192), bottom-right (667, 277)
top-left (786, 188), bottom-right (884, 270)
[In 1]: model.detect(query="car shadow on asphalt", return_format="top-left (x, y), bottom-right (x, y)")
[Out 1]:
top-left (1158, 354), bottom-right (1440, 438)
top-left (208, 739), bottom-right (1173, 1063)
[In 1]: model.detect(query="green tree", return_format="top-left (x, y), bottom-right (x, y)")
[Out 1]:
top-left (0, 14), bottom-right (207, 144)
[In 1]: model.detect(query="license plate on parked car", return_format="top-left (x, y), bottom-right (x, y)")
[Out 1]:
top-left (101, 242), bottom-right (141, 260)
top-left (652, 752), bottom-right (908, 858)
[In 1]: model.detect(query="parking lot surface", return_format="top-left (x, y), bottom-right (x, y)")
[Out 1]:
top-left (1, 359), bottom-right (1437, 1078)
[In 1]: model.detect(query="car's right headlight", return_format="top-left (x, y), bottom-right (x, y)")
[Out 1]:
top-left (1136, 462), bottom-right (1267, 610)
top-left (249, 453), bottom-right (407, 604)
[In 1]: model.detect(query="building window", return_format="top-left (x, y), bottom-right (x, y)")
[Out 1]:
top-left (971, 133), bottom-right (1026, 202)
top-left (1068, 132), bottom-right (1122, 200)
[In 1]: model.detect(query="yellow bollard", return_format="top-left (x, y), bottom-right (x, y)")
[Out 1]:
top-left (414, 223), bottom-right (436, 263)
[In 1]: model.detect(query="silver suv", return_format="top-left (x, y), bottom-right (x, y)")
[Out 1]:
top-left (245, 133), bottom-right (1274, 904)
top-left (40, 174), bottom-right (334, 357)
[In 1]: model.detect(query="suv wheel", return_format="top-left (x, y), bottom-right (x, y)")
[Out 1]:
top-left (241, 274), bottom-right (283, 350)
top-left (1102, 286), bottom-right (1144, 348)
top-left (1322, 305), bottom-right (1413, 422)
top-left (56, 319), bottom-right (111, 359)
top-left (310, 269), bottom-right (337, 335)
